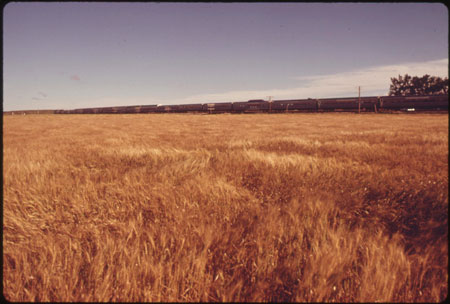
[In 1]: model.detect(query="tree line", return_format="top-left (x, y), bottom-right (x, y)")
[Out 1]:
top-left (389, 74), bottom-right (448, 96)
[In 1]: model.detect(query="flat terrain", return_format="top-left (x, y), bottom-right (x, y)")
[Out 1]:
top-left (3, 113), bottom-right (448, 302)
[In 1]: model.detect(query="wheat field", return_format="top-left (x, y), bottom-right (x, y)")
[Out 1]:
top-left (2, 113), bottom-right (448, 302)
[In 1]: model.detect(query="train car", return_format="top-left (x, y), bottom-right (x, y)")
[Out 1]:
top-left (272, 99), bottom-right (317, 112)
top-left (203, 103), bottom-right (213, 113)
top-left (270, 99), bottom-right (314, 112)
top-left (156, 105), bottom-right (181, 113)
top-left (140, 105), bottom-right (158, 113)
top-left (246, 100), bottom-right (270, 112)
top-left (154, 105), bottom-right (165, 113)
top-left (114, 105), bottom-right (140, 113)
top-left (424, 94), bottom-right (449, 110)
top-left (317, 98), bottom-right (359, 111)
top-left (34, 110), bottom-right (56, 114)
top-left (380, 95), bottom-right (448, 111)
top-left (153, 104), bottom-right (186, 113)
top-left (271, 101), bottom-right (293, 112)
top-left (114, 107), bottom-right (126, 114)
top-left (378, 96), bottom-right (412, 110)
top-left (115, 106), bottom-right (128, 113)
top-left (315, 97), bottom-right (378, 112)
top-left (231, 99), bottom-right (270, 113)
top-left (169, 105), bottom-right (183, 112)
top-left (177, 103), bottom-right (204, 112)
top-left (360, 97), bottom-right (380, 111)
top-left (98, 107), bottom-right (117, 114)
top-left (131, 106), bottom-right (143, 113)
top-left (289, 99), bottom-right (317, 111)
top-left (112, 106), bottom-right (125, 113)
top-left (232, 100), bottom-right (268, 113)
top-left (96, 107), bottom-right (107, 114)
top-left (230, 101), bottom-right (247, 113)
top-left (203, 102), bottom-right (233, 113)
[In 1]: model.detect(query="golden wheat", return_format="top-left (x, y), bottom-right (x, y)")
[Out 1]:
top-left (3, 113), bottom-right (448, 302)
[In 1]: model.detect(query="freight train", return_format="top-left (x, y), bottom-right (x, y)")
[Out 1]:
top-left (3, 109), bottom-right (56, 115)
top-left (54, 95), bottom-right (448, 114)
top-left (5, 95), bottom-right (448, 115)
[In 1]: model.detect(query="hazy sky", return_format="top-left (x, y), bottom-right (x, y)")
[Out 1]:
top-left (3, 2), bottom-right (448, 111)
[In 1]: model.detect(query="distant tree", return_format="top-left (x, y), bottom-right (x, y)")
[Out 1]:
top-left (389, 74), bottom-right (448, 96)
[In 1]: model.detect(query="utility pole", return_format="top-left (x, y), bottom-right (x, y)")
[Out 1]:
top-left (358, 86), bottom-right (361, 114)
top-left (267, 96), bottom-right (273, 113)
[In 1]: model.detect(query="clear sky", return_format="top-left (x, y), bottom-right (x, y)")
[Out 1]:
top-left (3, 2), bottom-right (448, 111)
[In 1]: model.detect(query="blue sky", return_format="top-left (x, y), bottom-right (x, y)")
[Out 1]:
top-left (3, 2), bottom-right (448, 111)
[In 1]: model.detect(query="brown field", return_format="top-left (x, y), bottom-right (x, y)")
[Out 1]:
top-left (2, 113), bottom-right (448, 302)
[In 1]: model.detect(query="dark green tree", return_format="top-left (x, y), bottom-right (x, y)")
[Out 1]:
top-left (389, 74), bottom-right (448, 96)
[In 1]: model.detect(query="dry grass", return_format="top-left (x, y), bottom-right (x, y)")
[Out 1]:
top-left (3, 113), bottom-right (448, 302)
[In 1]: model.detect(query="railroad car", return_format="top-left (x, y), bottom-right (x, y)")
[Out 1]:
top-left (271, 100), bottom-right (294, 112)
top-left (92, 106), bottom-right (116, 114)
top-left (114, 105), bottom-right (139, 113)
top-left (140, 105), bottom-right (158, 113)
top-left (246, 100), bottom-right (270, 112)
top-left (289, 99), bottom-right (318, 111)
top-left (154, 105), bottom-right (168, 113)
top-left (168, 105), bottom-right (182, 112)
top-left (177, 103), bottom-right (204, 112)
top-left (272, 99), bottom-right (317, 112)
top-left (360, 97), bottom-right (379, 111)
top-left (379, 96), bottom-right (414, 110)
top-left (380, 95), bottom-right (448, 111)
top-left (232, 100), bottom-right (270, 113)
top-left (216, 102), bottom-right (234, 113)
top-left (228, 101), bottom-right (246, 113)
top-left (203, 102), bottom-right (233, 113)
top-left (421, 94), bottom-right (449, 110)
top-left (318, 98), bottom-right (356, 111)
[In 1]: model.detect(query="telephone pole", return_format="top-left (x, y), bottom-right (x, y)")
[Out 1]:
top-left (267, 96), bottom-right (273, 113)
top-left (358, 86), bottom-right (361, 114)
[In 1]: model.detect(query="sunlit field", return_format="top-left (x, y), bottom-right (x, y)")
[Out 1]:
top-left (3, 113), bottom-right (448, 302)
